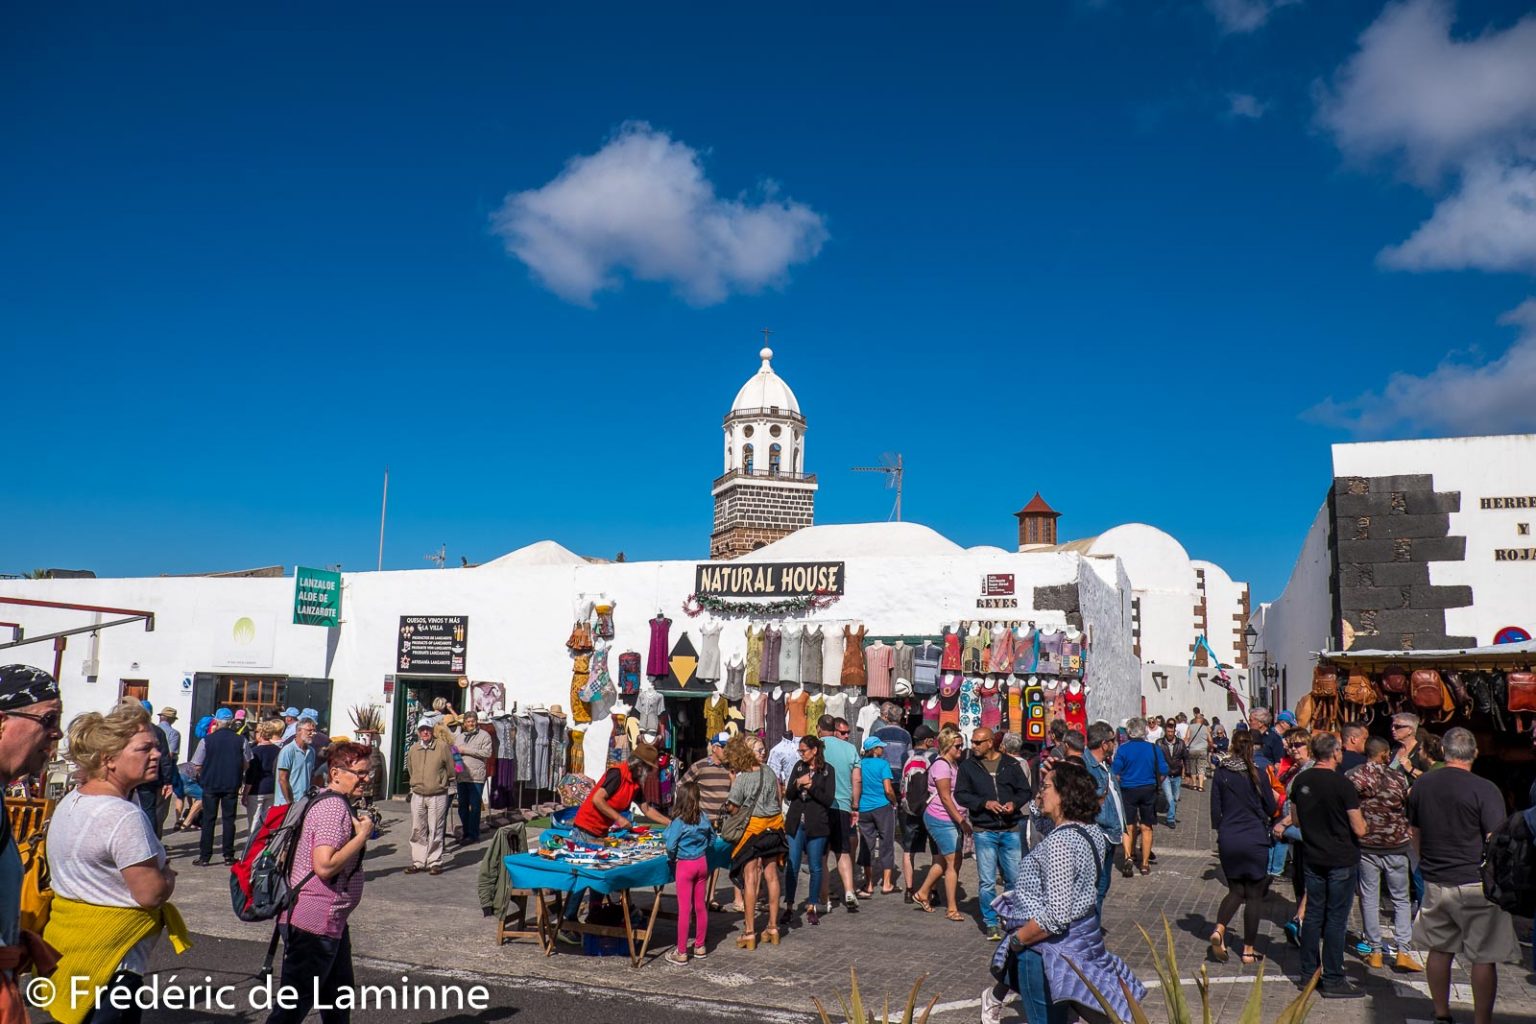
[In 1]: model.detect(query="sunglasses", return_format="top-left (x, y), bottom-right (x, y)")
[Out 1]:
top-left (1391, 724), bottom-right (1412, 731)
top-left (336, 765), bottom-right (373, 780)
top-left (5, 709), bottom-right (61, 732)
top-left (836, 729), bottom-right (850, 736)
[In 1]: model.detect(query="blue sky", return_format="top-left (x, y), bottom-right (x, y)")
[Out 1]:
top-left (5, 1), bottom-right (1534, 601)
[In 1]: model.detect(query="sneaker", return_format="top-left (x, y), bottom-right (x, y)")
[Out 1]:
top-left (664, 949), bottom-right (689, 965)
top-left (980, 986), bottom-right (1008, 1024)
top-left (555, 929), bottom-right (582, 947)
top-left (1395, 951), bottom-right (1424, 972)
top-left (1283, 919), bottom-right (1301, 948)
top-left (192, 857), bottom-right (210, 867)
top-left (844, 892), bottom-right (860, 913)
top-left (693, 945), bottom-right (708, 960)
top-left (1353, 940), bottom-right (1374, 957)
top-left (986, 925), bottom-right (1004, 942)
top-left (1318, 980), bottom-right (1364, 999)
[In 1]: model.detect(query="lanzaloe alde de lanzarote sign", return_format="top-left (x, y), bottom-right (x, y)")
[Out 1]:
top-left (292, 566), bottom-right (342, 627)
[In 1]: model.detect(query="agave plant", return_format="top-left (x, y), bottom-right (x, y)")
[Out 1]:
top-left (812, 967), bottom-right (937, 1024)
top-left (349, 704), bottom-right (386, 734)
top-left (1068, 917), bottom-right (1319, 1024)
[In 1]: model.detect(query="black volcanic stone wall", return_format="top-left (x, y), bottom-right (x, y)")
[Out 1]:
top-left (1033, 583), bottom-right (1084, 630)
top-left (1330, 474), bottom-right (1475, 651)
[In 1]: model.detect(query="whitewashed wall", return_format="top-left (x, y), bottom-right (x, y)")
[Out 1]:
top-left (0, 548), bottom-right (1135, 781)
top-left (1332, 434), bottom-right (1536, 646)
top-left (1250, 505), bottom-right (1333, 710)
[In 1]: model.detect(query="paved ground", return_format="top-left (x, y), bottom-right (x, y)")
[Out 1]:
top-left (91, 789), bottom-right (1536, 1023)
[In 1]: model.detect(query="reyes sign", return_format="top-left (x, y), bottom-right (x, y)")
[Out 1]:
top-left (694, 561), bottom-right (845, 598)
top-left (293, 566), bottom-right (342, 627)
top-left (397, 616), bottom-right (468, 674)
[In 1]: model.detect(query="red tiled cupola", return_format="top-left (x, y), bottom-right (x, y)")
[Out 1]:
top-left (1014, 492), bottom-right (1060, 547)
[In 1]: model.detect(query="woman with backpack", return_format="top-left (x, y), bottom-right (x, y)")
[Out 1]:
top-left (1184, 714), bottom-right (1211, 793)
top-left (1207, 730), bottom-right (1277, 964)
top-left (265, 741), bottom-right (374, 1024)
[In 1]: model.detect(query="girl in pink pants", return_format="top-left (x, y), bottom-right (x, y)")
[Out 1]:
top-left (663, 781), bottom-right (716, 964)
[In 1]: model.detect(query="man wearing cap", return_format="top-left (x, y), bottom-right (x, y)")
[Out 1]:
top-left (899, 725), bottom-right (940, 900)
top-left (276, 718), bottom-right (317, 808)
top-left (195, 706), bottom-right (248, 865)
top-left (0, 666), bottom-right (63, 1010)
top-left (683, 734), bottom-right (736, 911)
top-left (874, 703), bottom-right (912, 777)
top-left (406, 718), bottom-right (454, 875)
top-left (280, 707), bottom-right (301, 743)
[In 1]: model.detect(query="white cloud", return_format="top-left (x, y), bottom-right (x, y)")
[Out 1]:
top-left (1380, 158), bottom-right (1536, 272)
top-left (491, 122), bottom-right (828, 306)
top-left (1204, 0), bottom-right (1300, 35)
top-left (1316, 0), bottom-right (1536, 274)
top-left (1316, 0), bottom-right (1536, 183)
top-left (1227, 93), bottom-right (1269, 119)
top-left (1305, 300), bottom-right (1536, 437)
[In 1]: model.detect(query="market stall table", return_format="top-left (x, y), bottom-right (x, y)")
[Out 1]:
top-left (504, 832), bottom-right (732, 966)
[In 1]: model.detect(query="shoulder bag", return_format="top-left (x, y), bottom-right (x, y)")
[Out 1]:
top-left (717, 769), bottom-right (770, 845)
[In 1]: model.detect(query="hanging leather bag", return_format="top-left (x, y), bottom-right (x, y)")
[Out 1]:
top-left (1411, 669), bottom-right (1446, 715)
top-left (1506, 671), bottom-right (1536, 714)
top-left (1311, 665), bottom-right (1339, 698)
top-left (1380, 665), bottom-right (1409, 697)
top-left (1343, 672), bottom-right (1379, 706)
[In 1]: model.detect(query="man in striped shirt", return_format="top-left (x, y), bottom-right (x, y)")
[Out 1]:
top-left (683, 733), bottom-right (736, 910)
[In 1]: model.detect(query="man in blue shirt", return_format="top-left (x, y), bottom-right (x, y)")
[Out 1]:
top-left (817, 715), bottom-right (862, 913)
top-left (1083, 720), bottom-right (1125, 915)
top-left (1111, 717), bottom-right (1168, 877)
top-left (1249, 707), bottom-right (1289, 768)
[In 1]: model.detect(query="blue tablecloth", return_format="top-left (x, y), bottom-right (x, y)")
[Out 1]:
top-left (504, 837), bottom-right (731, 896)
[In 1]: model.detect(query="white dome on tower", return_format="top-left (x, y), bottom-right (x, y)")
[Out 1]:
top-left (730, 347), bottom-right (800, 416)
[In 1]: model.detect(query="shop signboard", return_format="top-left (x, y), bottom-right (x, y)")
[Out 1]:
top-left (211, 612), bottom-right (276, 669)
top-left (693, 561), bottom-right (845, 598)
top-left (981, 574), bottom-right (1015, 596)
top-left (397, 616), bottom-right (468, 674)
top-left (292, 566), bottom-right (342, 627)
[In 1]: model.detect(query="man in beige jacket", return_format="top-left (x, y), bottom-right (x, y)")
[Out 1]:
top-left (406, 718), bottom-right (454, 874)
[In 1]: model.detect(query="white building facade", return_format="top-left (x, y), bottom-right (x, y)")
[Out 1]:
top-left (1250, 433), bottom-right (1536, 709)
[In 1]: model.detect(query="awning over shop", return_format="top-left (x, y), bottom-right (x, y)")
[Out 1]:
top-left (1316, 640), bottom-right (1536, 667)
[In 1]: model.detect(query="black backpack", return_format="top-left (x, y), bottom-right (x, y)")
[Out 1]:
top-left (903, 754), bottom-right (932, 817)
top-left (1481, 809), bottom-right (1536, 917)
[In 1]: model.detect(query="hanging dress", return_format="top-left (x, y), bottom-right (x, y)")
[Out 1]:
top-left (723, 658), bottom-right (746, 701)
top-left (893, 641), bottom-right (915, 690)
top-left (1012, 628), bottom-right (1038, 676)
top-left (913, 643), bottom-right (942, 696)
top-left (962, 627), bottom-right (988, 674)
top-left (958, 678), bottom-right (982, 734)
top-left (745, 626), bottom-right (765, 688)
top-left (922, 698), bottom-right (941, 733)
top-left (801, 626), bottom-right (824, 686)
top-left (786, 688), bottom-right (811, 737)
top-left (822, 628), bottom-right (845, 688)
top-left (779, 624), bottom-right (802, 685)
top-left (703, 695), bottom-right (728, 739)
top-left (979, 679), bottom-right (1004, 731)
top-left (764, 689), bottom-right (787, 749)
top-left (938, 673), bottom-right (962, 730)
top-left (618, 651), bottom-right (641, 696)
top-left (594, 601), bottom-right (615, 640)
top-left (646, 616), bottom-right (672, 677)
top-left (760, 625), bottom-right (782, 684)
top-left (742, 690), bottom-right (766, 732)
top-left (840, 625), bottom-right (868, 687)
top-left (987, 627), bottom-right (1015, 676)
top-left (806, 692), bottom-right (826, 729)
top-left (941, 630), bottom-right (963, 672)
top-left (864, 642), bottom-right (894, 698)
top-left (698, 622), bottom-right (724, 681)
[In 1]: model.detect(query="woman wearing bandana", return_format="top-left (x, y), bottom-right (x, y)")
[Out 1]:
top-left (0, 665), bottom-right (64, 1024)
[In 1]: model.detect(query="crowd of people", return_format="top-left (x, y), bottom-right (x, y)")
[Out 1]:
top-left (4, 659), bottom-right (1533, 1024)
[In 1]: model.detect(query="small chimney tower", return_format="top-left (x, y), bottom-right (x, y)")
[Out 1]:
top-left (1015, 492), bottom-right (1060, 548)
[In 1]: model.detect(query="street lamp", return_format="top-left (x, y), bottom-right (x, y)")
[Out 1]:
top-left (1243, 623), bottom-right (1258, 655)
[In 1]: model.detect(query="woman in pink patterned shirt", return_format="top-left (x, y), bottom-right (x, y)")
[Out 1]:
top-left (268, 741), bottom-right (373, 1024)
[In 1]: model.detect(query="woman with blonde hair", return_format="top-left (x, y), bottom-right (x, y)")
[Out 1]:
top-left (41, 702), bottom-right (190, 1024)
top-left (912, 729), bottom-right (970, 920)
top-left (721, 733), bottom-right (787, 949)
top-left (243, 718), bottom-right (284, 833)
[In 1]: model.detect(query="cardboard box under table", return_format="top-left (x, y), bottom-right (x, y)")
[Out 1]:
top-left (503, 836), bottom-right (731, 966)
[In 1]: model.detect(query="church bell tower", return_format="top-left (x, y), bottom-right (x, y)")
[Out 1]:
top-left (709, 346), bottom-right (818, 559)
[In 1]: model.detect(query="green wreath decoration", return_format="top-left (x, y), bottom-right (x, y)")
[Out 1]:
top-left (681, 590), bottom-right (841, 618)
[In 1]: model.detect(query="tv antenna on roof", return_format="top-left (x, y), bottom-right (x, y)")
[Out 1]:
top-left (851, 453), bottom-right (903, 522)
top-left (425, 543), bottom-right (447, 568)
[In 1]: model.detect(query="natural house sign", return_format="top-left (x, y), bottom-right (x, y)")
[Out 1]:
top-left (694, 562), bottom-right (845, 598)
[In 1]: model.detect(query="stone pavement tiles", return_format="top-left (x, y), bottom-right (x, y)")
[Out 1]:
top-left (156, 794), bottom-right (1536, 1024)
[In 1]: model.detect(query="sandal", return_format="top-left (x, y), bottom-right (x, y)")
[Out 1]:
top-left (1208, 932), bottom-right (1229, 963)
top-left (855, 890), bottom-right (874, 899)
top-left (945, 910), bottom-right (966, 922)
top-left (913, 894), bottom-right (936, 913)
top-left (1240, 952), bottom-right (1265, 964)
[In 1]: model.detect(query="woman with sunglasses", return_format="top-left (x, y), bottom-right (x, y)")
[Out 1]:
top-left (1270, 728), bottom-right (1315, 947)
top-left (265, 741), bottom-right (376, 1024)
